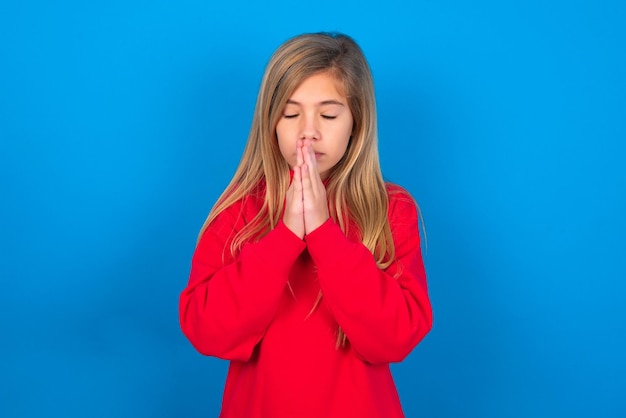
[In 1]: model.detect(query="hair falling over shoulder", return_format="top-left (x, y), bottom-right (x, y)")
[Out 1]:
top-left (198, 32), bottom-right (396, 346)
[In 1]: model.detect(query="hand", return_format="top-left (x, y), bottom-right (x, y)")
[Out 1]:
top-left (300, 139), bottom-right (329, 234)
top-left (283, 143), bottom-right (305, 239)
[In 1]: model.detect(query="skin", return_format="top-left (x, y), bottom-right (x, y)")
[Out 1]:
top-left (277, 72), bottom-right (354, 239)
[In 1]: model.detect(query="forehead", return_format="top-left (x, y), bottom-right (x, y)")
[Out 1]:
top-left (288, 71), bottom-right (347, 102)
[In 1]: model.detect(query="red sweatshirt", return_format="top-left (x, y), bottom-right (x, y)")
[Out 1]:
top-left (179, 182), bottom-right (433, 418)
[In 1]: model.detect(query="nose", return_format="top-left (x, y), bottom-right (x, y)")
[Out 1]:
top-left (299, 114), bottom-right (320, 140)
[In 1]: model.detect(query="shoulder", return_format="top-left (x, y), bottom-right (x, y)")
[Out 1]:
top-left (385, 182), bottom-right (414, 200)
top-left (385, 183), bottom-right (418, 217)
top-left (205, 182), bottom-right (266, 232)
top-left (384, 183), bottom-right (422, 253)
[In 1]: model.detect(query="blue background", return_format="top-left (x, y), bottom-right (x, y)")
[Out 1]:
top-left (1, 0), bottom-right (624, 417)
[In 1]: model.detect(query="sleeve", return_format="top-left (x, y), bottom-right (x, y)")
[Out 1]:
top-left (304, 189), bottom-right (433, 364)
top-left (179, 203), bottom-right (307, 362)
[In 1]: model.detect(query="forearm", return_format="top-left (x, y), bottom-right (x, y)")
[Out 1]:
top-left (180, 220), bottom-right (306, 360)
top-left (306, 218), bottom-right (432, 364)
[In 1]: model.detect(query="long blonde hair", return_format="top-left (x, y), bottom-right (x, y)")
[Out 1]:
top-left (199, 32), bottom-right (396, 347)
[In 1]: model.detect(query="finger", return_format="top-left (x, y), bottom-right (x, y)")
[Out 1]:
top-left (296, 139), bottom-right (304, 167)
top-left (309, 142), bottom-right (322, 180)
top-left (304, 141), bottom-right (323, 194)
top-left (302, 163), bottom-right (317, 218)
top-left (307, 140), bottom-right (318, 169)
top-left (284, 165), bottom-right (305, 238)
top-left (287, 166), bottom-right (302, 204)
top-left (293, 164), bottom-right (303, 193)
top-left (300, 140), bottom-right (313, 173)
top-left (301, 160), bottom-right (312, 197)
top-left (303, 139), bottom-right (314, 166)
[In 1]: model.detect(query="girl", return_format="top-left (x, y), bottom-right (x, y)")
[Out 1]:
top-left (179, 32), bottom-right (433, 418)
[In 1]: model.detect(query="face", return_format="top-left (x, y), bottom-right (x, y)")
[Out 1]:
top-left (276, 71), bottom-right (354, 179)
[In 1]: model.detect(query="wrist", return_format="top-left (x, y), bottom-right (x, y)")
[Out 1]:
top-left (305, 214), bottom-right (330, 235)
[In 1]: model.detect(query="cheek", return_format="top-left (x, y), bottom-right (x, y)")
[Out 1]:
top-left (276, 127), bottom-right (294, 164)
top-left (338, 137), bottom-right (351, 158)
top-left (338, 121), bottom-right (353, 154)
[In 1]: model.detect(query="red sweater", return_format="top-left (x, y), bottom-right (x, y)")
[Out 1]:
top-left (179, 183), bottom-right (433, 418)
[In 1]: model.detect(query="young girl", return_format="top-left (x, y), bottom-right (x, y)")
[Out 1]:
top-left (179, 32), bottom-right (433, 418)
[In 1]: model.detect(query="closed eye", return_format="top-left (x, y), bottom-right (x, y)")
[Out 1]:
top-left (322, 115), bottom-right (337, 120)
top-left (283, 114), bottom-right (298, 119)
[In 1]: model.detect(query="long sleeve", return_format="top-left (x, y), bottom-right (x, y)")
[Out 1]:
top-left (179, 200), bottom-right (306, 361)
top-left (304, 188), bottom-right (433, 365)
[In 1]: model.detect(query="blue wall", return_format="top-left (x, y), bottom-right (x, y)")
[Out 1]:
top-left (1, 1), bottom-right (624, 417)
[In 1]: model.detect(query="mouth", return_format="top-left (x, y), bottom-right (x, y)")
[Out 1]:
top-left (314, 152), bottom-right (324, 159)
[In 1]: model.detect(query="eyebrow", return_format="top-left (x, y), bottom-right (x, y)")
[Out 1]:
top-left (286, 99), bottom-right (345, 106)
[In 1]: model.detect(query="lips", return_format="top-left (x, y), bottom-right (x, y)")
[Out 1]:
top-left (314, 152), bottom-right (323, 159)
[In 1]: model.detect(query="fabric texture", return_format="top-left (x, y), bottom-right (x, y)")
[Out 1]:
top-left (179, 182), bottom-right (433, 418)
